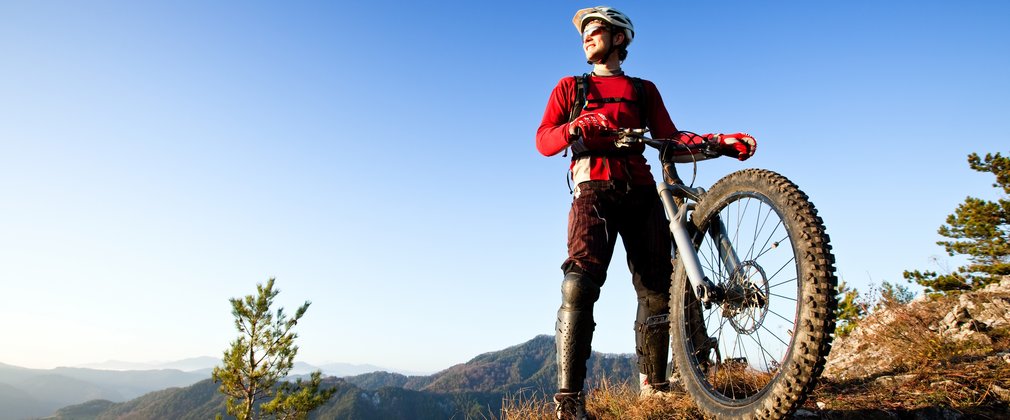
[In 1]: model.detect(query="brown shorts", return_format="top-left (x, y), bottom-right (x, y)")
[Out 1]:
top-left (564, 181), bottom-right (673, 296)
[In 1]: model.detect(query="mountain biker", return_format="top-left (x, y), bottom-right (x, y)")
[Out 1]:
top-left (535, 6), bottom-right (756, 419)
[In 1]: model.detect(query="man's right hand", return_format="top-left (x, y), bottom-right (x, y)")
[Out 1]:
top-left (569, 113), bottom-right (617, 148)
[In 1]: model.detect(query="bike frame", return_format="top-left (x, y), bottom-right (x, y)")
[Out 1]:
top-left (613, 128), bottom-right (751, 306)
top-left (658, 160), bottom-right (743, 305)
top-left (610, 128), bottom-right (834, 418)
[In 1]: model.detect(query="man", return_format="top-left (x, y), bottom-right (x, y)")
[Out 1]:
top-left (535, 6), bottom-right (756, 419)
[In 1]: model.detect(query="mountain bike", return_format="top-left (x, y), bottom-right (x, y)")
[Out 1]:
top-left (615, 128), bottom-right (837, 419)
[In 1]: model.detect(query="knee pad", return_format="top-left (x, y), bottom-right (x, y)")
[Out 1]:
top-left (560, 271), bottom-right (601, 311)
top-left (636, 290), bottom-right (670, 323)
top-left (556, 271), bottom-right (600, 393)
top-left (635, 291), bottom-right (671, 384)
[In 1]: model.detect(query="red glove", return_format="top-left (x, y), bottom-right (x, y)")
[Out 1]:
top-left (710, 133), bottom-right (756, 161)
top-left (569, 112), bottom-right (617, 148)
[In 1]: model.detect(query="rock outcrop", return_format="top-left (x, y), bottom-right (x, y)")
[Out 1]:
top-left (824, 277), bottom-right (1010, 381)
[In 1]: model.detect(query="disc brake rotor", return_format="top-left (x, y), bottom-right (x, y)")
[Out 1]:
top-left (721, 261), bottom-right (770, 334)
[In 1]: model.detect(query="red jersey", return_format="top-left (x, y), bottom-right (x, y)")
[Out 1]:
top-left (536, 74), bottom-right (679, 185)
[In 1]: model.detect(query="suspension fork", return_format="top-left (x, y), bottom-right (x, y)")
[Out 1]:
top-left (658, 182), bottom-right (743, 304)
top-left (710, 216), bottom-right (743, 278)
top-left (658, 182), bottom-right (718, 303)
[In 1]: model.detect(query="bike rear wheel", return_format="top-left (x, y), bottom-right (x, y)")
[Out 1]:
top-left (669, 169), bottom-right (836, 419)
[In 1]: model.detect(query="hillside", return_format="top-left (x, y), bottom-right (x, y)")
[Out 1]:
top-left (0, 364), bottom-right (205, 420)
top-left (344, 335), bottom-right (636, 394)
top-left (802, 277), bottom-right (1010, 416)
top-left (42, 279), bottom-right (1010, 419)
top-left (0, 382), bottom-right (47, 420)
top-left (49, 335), bottom-right (636, 419)
top-left (525, 278), bottom-right (1010, 419)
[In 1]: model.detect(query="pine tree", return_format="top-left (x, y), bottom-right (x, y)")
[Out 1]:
top-left (904, 152), bottom-right (1010, 294)
top-left (878, 281), bottom-right (914, 308)
top-left (211, 278), bottom-right (335, 420)
top-left (260, 371), bottom-right (334, 420)
top-left (834, 281), bottom-right (865, 336)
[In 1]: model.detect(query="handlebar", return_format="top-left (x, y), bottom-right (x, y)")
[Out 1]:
top-left (570, 127), bottom-right (737, 190)
top-left (612, 128), bottom-right (724, 160)
top-left (613, 128), bottom-right (665, 149)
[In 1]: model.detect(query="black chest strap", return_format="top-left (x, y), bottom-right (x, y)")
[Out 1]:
top-left (567, 73), bottom-right (649, 159)
top-left (569, 74), bottom-right (648, 127)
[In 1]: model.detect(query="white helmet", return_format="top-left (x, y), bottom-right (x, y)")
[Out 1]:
top-left (572, 6), bottom-right (635, 47)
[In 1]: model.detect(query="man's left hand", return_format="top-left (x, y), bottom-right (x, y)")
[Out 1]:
top-left (712, 133), bottom-right (756, 161)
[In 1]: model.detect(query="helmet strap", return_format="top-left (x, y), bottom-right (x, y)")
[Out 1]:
top-left (587, 33), bottom-right (622, 66)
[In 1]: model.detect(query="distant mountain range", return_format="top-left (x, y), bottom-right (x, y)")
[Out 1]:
top-left (0, 357), bottom-right (416, 420)
top-left (0, 362), bottom-right (206, 420)
top-left (75, 357), bottom-right (402, 377)
top-left (46, 335), bottom-right (638, 420)
top-left (74, 356), bottom-right (221, 372)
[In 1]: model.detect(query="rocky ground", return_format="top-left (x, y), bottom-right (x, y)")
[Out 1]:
top-left (803, 277), bottom-right (1010, 418)
top-left (505, 279), bottom-right (1010, 419)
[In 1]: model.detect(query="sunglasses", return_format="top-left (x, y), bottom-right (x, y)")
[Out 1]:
top-left (582, 22), bottom-right (610, 39)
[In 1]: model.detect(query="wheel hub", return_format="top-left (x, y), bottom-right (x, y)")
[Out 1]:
top-left (720, 261), bottom-right (769, 334)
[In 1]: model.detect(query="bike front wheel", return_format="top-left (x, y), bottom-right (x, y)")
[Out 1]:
top-left (669, 169), bottom-right (837, 419)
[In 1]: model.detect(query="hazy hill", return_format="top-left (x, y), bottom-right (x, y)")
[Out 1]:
top-left (0, 382), bottom-right (47, 420)
top-left (343, 335), bottom-right (637, 394)
top-left (0, 363), bottom-right (205, 420)
top-left (51, 378), bottom-right (493, 420)
top-left (76, 358), bottom-right (391, 377)
top-left (0, 358), bottom-right (398, 419)
top-left (0, 357), bottom-right (414, 419)
top-left (16, 374), bottom-right (121, 409)
top-left (77, 356), bottom-right (220, 373)
top-left (50, 335), bottom-right (638, 419)
top-left (316, 362), bottom-right (390, 377)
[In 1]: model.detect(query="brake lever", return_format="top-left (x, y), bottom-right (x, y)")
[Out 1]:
top-left (614, 128), bottom-right (650, 147)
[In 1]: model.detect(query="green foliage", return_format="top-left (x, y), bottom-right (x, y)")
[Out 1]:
top-left (834, 281), bottom-right (918, 337)
top-left (905, 152), bottom-right (1010, 294)
top-left (261, 372), bottom-right (336, 420)
top-left (835, 281), bottom-right (866, 337)
top-left (211, 278), bottom-right (333, 420)
top-left (878, 281), bottom-right (915, 308)
top-left (902, 269), bottom-right (971, 295)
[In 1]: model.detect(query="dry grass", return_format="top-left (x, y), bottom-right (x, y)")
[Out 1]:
top-left (702, 361), bottom-right (775, 400)
top-left (492, 379), bottom-right (701, 420)
top-left (809, 291), bottom-right (1010, 415)
top-left (493, 388), bottom-right (555, 420)
top-left (494, 290), bottom-right (1010, 418)
top-left (494, 359), bottom-right (1007, 419)
top-left (584, 381), bottom-right (700, 420)
top-left (808, 357), bottom-right (1010, 415)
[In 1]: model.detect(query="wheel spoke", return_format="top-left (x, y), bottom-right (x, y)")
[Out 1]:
top-left (749, 330), bottom-right (775, 372)
top-left (745, 202), bottom-right (775, 262)
top-left (759, 324), bottom-right (791, 347)
top-left (701, 236), bottom-right (718, 276)
top-left (731, 336), bottom-right (745, 397)
top-left (704, 305), bottom-right (716, 326)
top-left (767, 308), bottom-right (796, 326)
top-left (754, 203), bottom-right (777, 255)
top-left (752, 226), bottom-right (786, 261)
top-left (768, 292), bottom-right (797, 302)
top-left (767, 256), bottom-right (797, 282)
top-left (768, 277), bottom-right (798, 290)
top-left (746, 203), bottom-right (763, 261)
top-left (733, 199), bottom-right (749, 248)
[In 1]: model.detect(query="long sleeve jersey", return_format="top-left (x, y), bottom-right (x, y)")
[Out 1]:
top-left (536, 74), bottom-right (679, 185)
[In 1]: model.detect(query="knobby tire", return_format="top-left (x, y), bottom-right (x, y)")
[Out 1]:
top-left (669, 169), bottom-right (837, 419)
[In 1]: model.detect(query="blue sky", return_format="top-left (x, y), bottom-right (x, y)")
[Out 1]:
top-left (1, 1), bottom-right (1008, 373)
